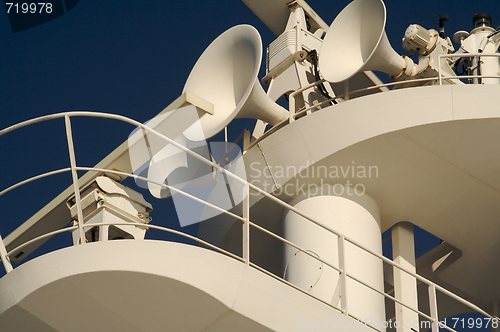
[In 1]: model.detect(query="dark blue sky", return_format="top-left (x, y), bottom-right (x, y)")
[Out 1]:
top-left (0, 0), bottom-right (498, 274)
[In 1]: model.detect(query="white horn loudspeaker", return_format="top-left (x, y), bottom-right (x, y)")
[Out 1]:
top-left (182, 24), bottom-right (289, 141)
top-left (319, 0), bottom-right (411, 83)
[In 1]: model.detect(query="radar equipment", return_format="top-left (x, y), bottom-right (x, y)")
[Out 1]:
top-left (452, 13), bottom-right (500, 84)
top-left (438, 14), bottom-right (450, 38)
top-left (400, 23), bottom-right (458, 86)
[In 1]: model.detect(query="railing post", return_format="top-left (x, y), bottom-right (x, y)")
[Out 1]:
top-left (338, 234), bottom-right (348, 315)
top-left (64, 113), bottom-right (86, 245)
top-left (242, 184), bottom-right (250, 265)
top-left (0, 233), bottom-right (13, 273)
top-left (429, 283), bottom-right (439, 332)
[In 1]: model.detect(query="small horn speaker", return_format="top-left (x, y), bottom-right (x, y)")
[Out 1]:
top-left (183, 25), bottom-right (289, 141)
top-left (319, 0), bottom-right (407, 83)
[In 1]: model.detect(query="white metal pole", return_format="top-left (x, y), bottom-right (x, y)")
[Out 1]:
top-left (429, 283), bottom-right (439, 332)
top-left (242, 184), bottom-right (250, 265)
top-left (224, 126), bottom-right (228, 155)
top-left (64, 114), bottom-right (86, 245)
top-left (338, 234), bottom-right (348, 315)
top-left (0, 233), bottom-right (13, 273)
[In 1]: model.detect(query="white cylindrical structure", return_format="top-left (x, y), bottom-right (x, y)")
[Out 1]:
top-left (468, 26), bottom-right (500, 84)
top-left (283, 185), bottom-right (385, 323)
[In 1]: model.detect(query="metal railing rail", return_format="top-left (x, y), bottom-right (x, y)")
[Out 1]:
top-left (5, 222), bottom-right (245, 265)
top-left (438, 53), bottom-right (500, 85)
top-left (285, 53), bottom-right (500, 125)
top-left (248, 220), bottom-right (436, 325)
top-left (0, 168), bottom-right (72, 198)
top-left (290, 76), bottom-right (442, 121)
top-left (0, 164), bottom-right (447, 332)
top-left (0, 111), bottom-right (498, 331)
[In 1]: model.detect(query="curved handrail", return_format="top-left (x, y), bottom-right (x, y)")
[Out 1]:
top-left (6, 226), bottom-right (78, 259)
top-left (287, 53), bottom-right (500, 123)
top-left (0, 168), bottom-right (72, 198)
top-left (6, 221), bottom-right (245, 264)
top-left (76, 167), bottom-right (247, 223)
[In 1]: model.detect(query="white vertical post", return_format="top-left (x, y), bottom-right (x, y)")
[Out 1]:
top-left (65, 114), bottom-right (86, 245)
top-left (428, 283), bottom-right (439, 332)
top-left (0, 233), bottom-right (13, 273)
top-left (472, 55), bottom-right (480, 85)
top-left (338, 234), bottom-right (348, 315)
top-left (224, 126), bottom-right (228, 159)
top-left (392, 222), bottom-right (419, 332)
top-left (242, 184), bottom-right (250, 265)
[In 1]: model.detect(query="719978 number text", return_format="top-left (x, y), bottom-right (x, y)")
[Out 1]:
top-left (5, 3), bottom-right (53, 14)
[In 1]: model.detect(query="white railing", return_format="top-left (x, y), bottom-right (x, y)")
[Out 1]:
top-left (285, 53), bottom-right (500, 124)
top-left (247, 53), bottom-right (500, 151)
top-left (1, 111), bottom-right (499, 331)
top-left (438, 53), bottom-right (500, 85)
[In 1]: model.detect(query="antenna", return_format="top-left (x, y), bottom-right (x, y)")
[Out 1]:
top-left (438, 14), bottom-right (450, 38)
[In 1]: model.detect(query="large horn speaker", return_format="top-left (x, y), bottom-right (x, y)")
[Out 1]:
top-left (183, 25), bottom-right (289, 141)
top-left (319, 0), bottom-right (408, 83)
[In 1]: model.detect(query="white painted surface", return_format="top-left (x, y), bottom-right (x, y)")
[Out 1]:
top-left (392, 222), bottom-right (419, 332)
top-left (239, 84), bottom-right (500, 312)
top-left (283, 186), bottom-right (385, 324)
top-left (182, 25), bottom-right (287, 140)
top-left (319, 0), bottom-right (407, 82)
top-left (0, 240), bottom-right (363, 331)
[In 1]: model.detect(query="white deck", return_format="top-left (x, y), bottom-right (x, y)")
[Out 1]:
top-left (0, 240), bottom-right (356, 332)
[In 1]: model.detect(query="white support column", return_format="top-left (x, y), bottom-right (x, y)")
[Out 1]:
top-left (283, 186), bottom-right (385, 323)
top-left (65, 113), bottom-right (86, 246)
top-left (428, 284), bottom-right (439, 332)
top-left (392, 222), bottom-right (419, 332)
top-left (242, 185), bottom-right (250, 265)
top-left (338, 234), bottom-right (348, 315)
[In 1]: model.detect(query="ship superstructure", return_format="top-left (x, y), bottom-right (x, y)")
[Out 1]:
top-left (1, 0), bottom-right (500, 331)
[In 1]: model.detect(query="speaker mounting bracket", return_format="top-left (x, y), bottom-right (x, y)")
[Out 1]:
top-left (262, 51), bottom-right (307, 85)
